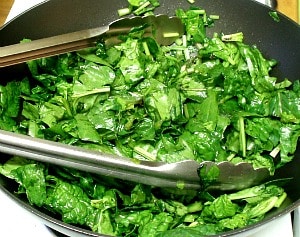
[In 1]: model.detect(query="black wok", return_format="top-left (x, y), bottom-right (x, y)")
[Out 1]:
top-left (0, 0), bottom-right (299, 236)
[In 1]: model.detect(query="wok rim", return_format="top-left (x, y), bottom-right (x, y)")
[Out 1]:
top-left (0, 0), bottom-right (300, 236)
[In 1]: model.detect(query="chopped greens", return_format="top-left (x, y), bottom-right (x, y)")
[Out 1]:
top-left (118, 0), bottom-right (160, 16)
top-left (269, 11), bottom-right (280, 22)
top-left (0, 156), bottom-right (289, 236)
top-left (0, 2), bottom-right (299, 237)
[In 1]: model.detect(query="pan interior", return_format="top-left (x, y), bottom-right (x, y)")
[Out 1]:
top-left (0, 0), bottom-right (300, 236)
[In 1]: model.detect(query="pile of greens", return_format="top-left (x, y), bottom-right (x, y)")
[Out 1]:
top-left (0, 2), bottom-right (300, 237)
top-left (0, 156), bottom-right (289, 236)
top-left (118, 0), bottom-right (161, 16)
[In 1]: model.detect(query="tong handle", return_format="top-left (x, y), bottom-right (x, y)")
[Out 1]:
top-left (0, 130), bottom-right (201, 189)
top-left (0, 130), bottom-right (270, 190)
top-left (0, 26), bottom-right (108, 67)
top-left (0, 15), bottom-right (184, 68)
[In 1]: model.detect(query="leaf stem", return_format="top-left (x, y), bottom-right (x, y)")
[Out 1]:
top-left (72, 87), bottom-right (111, 98)
top-left (133, 1), bottom-right (151, 15)
top-left (270, 146), bottom-right (280, 158)
top-left (134, 147), bottom-right (156, 161)
top-left (142, 41), bottom-right (151, 56)
top-left (239, 116), bottom-right (246, 157)
top-left (118, 8), bottom-right (131, 17)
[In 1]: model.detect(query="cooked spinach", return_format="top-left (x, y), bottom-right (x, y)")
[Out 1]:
top-left (6, 7), bottom-right (298, 169)
top-left (118, 0), bottom-right (160, 16)
top-left (0, 156), bottom-right (288, 236)
top-left (0, 3), bottom-right (299, 237)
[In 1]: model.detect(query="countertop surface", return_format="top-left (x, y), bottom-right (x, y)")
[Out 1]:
top-left (0, 0), bottom-right (13, 25)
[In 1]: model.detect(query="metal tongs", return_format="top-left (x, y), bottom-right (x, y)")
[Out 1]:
top-left (0, 15), bottom-right (184, 67)
top-left (0, 15), bottom-right (270, 190)
top-left (0, 130), bottom-right (270, 190)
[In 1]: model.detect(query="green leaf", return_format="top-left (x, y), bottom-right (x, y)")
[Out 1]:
top-left (139, 212), bottom-right (173, 236)
top-left (77, 63), bottom-right (115, 89)
top-left (92, 210), bottom-right (115, 235)
top-left (11, 162), bottom-right (47, 207)
top-left (201, 194), bottom-right (238, 220)
top-left (22, 101), bottom-right (40, 120)
top-left (0, 156), bottom-right (32, 179)
top-left (217, 213), bottom-right (248, 231)
top-left (244, 196), bottom-right (278, 218)
top-left (77, 51), bottom-right (112, 67)
top-left (245, 153), bottom-right (275, 175)
top-left (39, 101), bottom-right (66, 127)
top-left (269, 11), bottom-right (280, 22)
top-left (74, 114), bottom-right (101, 142)
top-left (91, 189), bottom-right (117, 210)
top-left (194, 90), bottom-right (219, 131)
top-left (176, 8), bottom-right (207, 43)
top-left (269, 90), bottom-right (300, 123)
top-left (87, 105), bottom-right (116, 133)
top-left (128, 0), bottom-right (147, 7)
top-left (144, 87), bottom-right (183, 127)
top-left (245, 117), bottom-right (281, 152)
top-left (0, 80), bottom-right (27, 118)
top-left (45, 177), bottom-right (98, 227)
top-left (156, 224), bottom-right (217, 237)
top-left (278, 124), bottom-right (300, 166)
top-left (198, 162), bottom-right (220, 186)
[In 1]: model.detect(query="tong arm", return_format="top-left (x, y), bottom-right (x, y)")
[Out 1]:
top-left (0, 15), bottom-right (184, 67)
top-left (0, 130), bottom-right (201, 189)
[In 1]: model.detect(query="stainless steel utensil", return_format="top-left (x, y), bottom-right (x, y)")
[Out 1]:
top-left (0, 129), bottom-right (270, 190)
top-left (0, 15), bottom-right (184, 67)
top-left (0, 14), bottom-right (270, 191)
